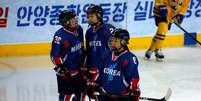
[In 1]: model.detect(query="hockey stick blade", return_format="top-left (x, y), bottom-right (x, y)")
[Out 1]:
top-left (164, 88), bottom-right (172, 101)
top-left (140, 88), bottom-right (172, 101)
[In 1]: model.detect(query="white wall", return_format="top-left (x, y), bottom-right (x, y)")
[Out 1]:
top-left (0, 0), bottom-right (200, 44)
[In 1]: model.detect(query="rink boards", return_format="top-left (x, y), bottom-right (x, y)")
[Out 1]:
top-left (0, 32), bottom-right (201, 56)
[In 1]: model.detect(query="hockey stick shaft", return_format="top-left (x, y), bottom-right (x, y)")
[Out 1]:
top-left (140, 88), bottom-right (172, 101)
top-left (95, 93), bottom-right (165, 101)
top-left (140, 96), bottom-right (166, 101)
top-left (174, 22), bottom-right (201, 45)
top-left (95, 88), bottom-right (172, 101)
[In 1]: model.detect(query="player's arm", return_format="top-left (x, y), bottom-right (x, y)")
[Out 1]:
top-left (123, 56), bottom-right (140, 100)
top-left (78, 26), bottom-right (85, 66)
top-left (155, 0), bottom-right (165, 6)
top-left (173, 0), bottom-right (190, 24)
top-left (84, 30), bottom-right (90, 68)
top-left (85, 30), bottom-right (90, 56)
top-left (85, 31), bottom-right (100, 99)
top-left (50, 34), bottom-right (63, 66)
top-left (85, 30), bottom-right (99, 89)
top-left (51, 37), bottom-right (70, 66)
top-left (104, 25), bottom-right (115, 48)
top-left (179, 0), bottom-right (190, 15)
top-left (50, 34), bottom-right (70, 76)
top-left (126, 56), bottom-right (140, 90)
top-left (78, 26), bottom-right (87, 79)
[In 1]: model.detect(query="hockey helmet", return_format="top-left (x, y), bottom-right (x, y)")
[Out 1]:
top-left (111, 28), bottom-right (130, 44)
top-left (86, 4), bottom-right (103, 20)
top-left (59, 10), bottom-right (76, 26)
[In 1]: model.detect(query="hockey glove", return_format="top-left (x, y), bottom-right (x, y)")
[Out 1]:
top-left (86, 85), bottom-right (97, 99)
top-left (172, 14), bottom-right (184, 25)
top-left (130, 78), bottom-right (140, 101)
top-left (54, 64), bottom-right (71, 77)
top-left (86, 67), bottom-right (99, 99)
top-left (130, 88), bottom-right (141, 101)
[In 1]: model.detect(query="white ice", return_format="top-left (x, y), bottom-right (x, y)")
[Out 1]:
top-left (0, 47), bottom-right (201, 101)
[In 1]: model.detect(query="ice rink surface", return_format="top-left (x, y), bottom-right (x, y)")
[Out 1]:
top-left (0, 47), bottom-right (201, 101)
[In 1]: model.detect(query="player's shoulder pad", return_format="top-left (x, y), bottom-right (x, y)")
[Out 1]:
top-left (104, 49), bottom-right (112, 56)
top-left (54, 27), bottom-right (64, 36)
top-left (128, 52), bottom-right (138, 65)
top-left (85, 26), bottom-right (93, 36)
top-left (124, 51), bottom-right (135, 57)
top-left (103, 23), bottom-right (115, 32)
top-left (126, 51), bottom-right (138, 61)
top-left (104, 23), bottom-right (115, 28)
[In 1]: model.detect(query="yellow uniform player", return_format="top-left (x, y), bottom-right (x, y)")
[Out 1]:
top-left (145, 0), bottom-right (190, 61)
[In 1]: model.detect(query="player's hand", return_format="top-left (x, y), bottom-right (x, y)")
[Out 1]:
top-left (54, 65), bottom-right (70, 77)
top-left (54, 66), bottom-right (65, 76)
top-left (130, 89), bottom-right (140, 96)
top-left (172, 14), bottom-right (184, 25)
top-left (86, 79), bottom-right (98, 99)
top-left (130, 88), bottom-right (141, 101)
top-left (86, 67), bottom-right (99, 82)
top-left (86, 85), bottom-right (96, 99)
top-left (85, 67), bottom-right (99, 99)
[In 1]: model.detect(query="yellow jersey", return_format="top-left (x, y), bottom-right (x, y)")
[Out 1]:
top-left (154, 0), bottom-right (190, 22)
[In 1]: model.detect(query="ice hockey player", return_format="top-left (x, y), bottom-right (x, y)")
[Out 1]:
top-left (84, 4), bottom-right (115, 100)
top-left (97, 28), bottom-right (140, 101)
top-left (145, 0), bottom-right (190, 61)
top-left (50, 10), bottom-right (85, 101)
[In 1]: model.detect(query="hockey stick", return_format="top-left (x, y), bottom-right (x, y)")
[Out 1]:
top-left (140, 88), bottom-right (172, 101)
top-left (95, 88), bottom-right (172, 101)
top-left (173, 22), bottom-right (201, 45)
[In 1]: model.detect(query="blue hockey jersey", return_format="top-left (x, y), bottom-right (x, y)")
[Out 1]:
top-left (100, 50), bottom-right (139, 95)
top-left (85, 23), bottom-right (115, 70)
top-left (50, 26), bottom-right (84, 70)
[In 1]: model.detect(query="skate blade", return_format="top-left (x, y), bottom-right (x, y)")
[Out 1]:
top-left (144, 57), bottom-right (150, 60)
top-left (156, 58), bottom-right (163, 62)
